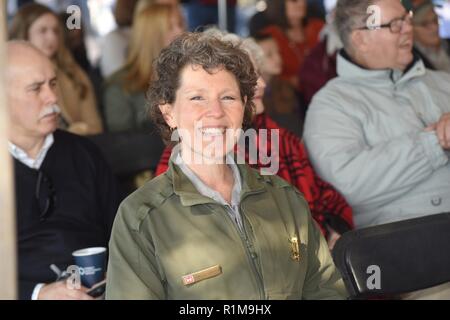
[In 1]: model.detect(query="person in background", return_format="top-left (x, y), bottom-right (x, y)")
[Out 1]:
top-left (106, 31), bottom-right (347, 299)
top-left (299, 2), bottom-right (342, 106)
top-left (58, 13), bottom-right (95, 79)
top-left (412, 0), bottom-right (450, 72)
top-left (136, 0), bottom-right (186, 27)
top-left (155, 30), bottom-right (353, 249)
top-left (99, 0), bottom-right (139, 78)
top-left (103, 3), bottom-right (184, 132)
top-left (100, 0), bottom-right (185, 80)
top-left (249, 0), bottom-right (324, 93)
top-left (9, 3), bottom-right (103, 136)
top-left (58, 12), bottom-right (104, 118)
top-left (253, 30), bottom-right (300, 118)
top-left (6, 41), bottom-right (119, 300)
top-left (253, 31), bottom-right (283, 84)
top-left (304, 0), bottom-right (450, 229)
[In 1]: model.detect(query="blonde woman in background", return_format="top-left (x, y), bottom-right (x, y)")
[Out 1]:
top-left (103, 3), bottom-right (184, 132)
top-left (135, 0), bottom-right (185, 24)
top-left (100, 0), bottom-right (185, 79)
top-left (9, 3), bottom-right (103, 136)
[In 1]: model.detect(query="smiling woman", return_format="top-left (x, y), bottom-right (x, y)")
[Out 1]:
top-left (159, 65), bottom-right (245, 163)
top-left (105, 31), bottom-right (347, 300)
top-left (148, 33), bottom-right (256, 146)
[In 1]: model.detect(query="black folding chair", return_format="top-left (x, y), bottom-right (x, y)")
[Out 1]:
top-left (332, 212), bottom-right (450, 299)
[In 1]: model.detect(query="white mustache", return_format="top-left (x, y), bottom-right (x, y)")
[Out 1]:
top-left (39, 104), bottom-right (61, 120)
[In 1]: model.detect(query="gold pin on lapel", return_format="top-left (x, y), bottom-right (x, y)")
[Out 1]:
top-left (290, 236), bottom-right (300, 261)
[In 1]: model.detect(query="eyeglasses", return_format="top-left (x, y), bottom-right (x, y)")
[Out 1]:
top-left (35, 170), bottom-right (56, 222)
top-left (356, 11), bottom-right (413, 34)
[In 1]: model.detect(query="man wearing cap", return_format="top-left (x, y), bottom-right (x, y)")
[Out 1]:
top-left (6, 41), bottom-right (120, 300)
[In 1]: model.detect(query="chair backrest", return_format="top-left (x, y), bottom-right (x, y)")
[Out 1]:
top-left (332, 212), bottom-right (450, 299)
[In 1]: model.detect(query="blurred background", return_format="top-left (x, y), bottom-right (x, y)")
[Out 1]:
top-left (6, 0), bottom-right (448, 68)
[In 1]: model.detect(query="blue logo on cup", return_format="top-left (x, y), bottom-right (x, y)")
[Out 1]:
top-left (72, 247), bottom-right (106, 288)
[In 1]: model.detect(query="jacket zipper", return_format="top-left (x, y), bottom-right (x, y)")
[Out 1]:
top-left (221, 205), bottom-right (266, 300)
top-left (240, 206), bottom-right (266, 299)
top-left (239, 192), bottom-right (266, 299)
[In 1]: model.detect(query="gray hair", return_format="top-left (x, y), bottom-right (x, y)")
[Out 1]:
top-left (202, 28), bottom-right (265, 71)
top-left (335, 0), bottom-right (376, 49)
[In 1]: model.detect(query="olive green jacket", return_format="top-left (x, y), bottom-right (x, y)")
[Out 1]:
top-left (106, 160), bottom-right (348, 300)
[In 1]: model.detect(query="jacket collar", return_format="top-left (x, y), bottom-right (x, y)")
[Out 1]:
top-left (337, 49), bottom-right (426, 86)
top-left (166, 149), bottom-right (267, 207)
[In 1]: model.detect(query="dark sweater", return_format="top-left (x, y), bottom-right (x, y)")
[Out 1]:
top-left (14, 130), bottom-right (120, 300)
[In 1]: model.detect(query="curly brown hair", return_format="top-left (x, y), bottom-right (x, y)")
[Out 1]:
top-left (147, 32), bottom-right (258, 144)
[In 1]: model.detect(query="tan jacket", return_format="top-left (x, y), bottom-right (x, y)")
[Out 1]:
top-left (106, 159), bottom-right (347, 300)
top-left (57, 65), bottom-right (103, 135)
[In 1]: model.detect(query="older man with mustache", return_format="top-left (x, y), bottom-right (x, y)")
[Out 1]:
top-left (6, 41), bottom-right (120, 300)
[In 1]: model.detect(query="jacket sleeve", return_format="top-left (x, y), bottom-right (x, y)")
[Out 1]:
top-left (106, 201), bottom-right (166, 300)
top-left (302, 203), bottom-right (348, 300)
top-left (303, 93), bottom-right (449, 210)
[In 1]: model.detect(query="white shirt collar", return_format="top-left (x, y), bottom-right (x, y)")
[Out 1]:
top-left (174, 151), bottom-right (242, 207)
top-left (8, 134), bottom-right (54, 170)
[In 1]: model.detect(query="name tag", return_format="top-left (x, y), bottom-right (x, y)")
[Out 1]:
top-left (182, 265), bottom-right (222, 286)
